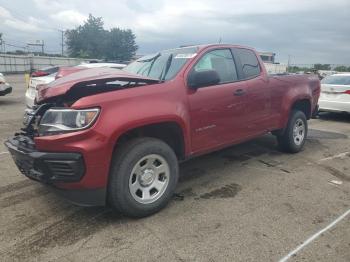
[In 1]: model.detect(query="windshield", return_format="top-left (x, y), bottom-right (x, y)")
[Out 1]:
top-left (123, 47), bottom-right (198, 81)
top-left (321, 75), bottom-right (350, 85)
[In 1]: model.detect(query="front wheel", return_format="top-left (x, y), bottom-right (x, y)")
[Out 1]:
top-left (276, 110), bottom-right (308, 153)
top-left (108, 138), bottom-right (179, 218)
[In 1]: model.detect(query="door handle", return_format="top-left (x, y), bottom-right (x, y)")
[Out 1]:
top-left (233, 89), bottom-right (245, 96)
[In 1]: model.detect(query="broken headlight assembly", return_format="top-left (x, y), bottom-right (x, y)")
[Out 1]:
top-left (38, 108), bottom-right (100, 136)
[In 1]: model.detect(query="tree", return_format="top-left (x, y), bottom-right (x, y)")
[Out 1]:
top-left (65, 14), bottom-right (106, 58)
top-left (313, 64), bottom-right (331, 70)
top-left (334, 66), bottom-right (350, 72)
top-left (65, 14), bottom-right (138, 61)
top-left (288, 66), bottom-right (311, 73)
top-left (105, 28), bottom-right (138, 61)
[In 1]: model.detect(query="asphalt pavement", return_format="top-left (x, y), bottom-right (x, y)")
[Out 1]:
top-left (0, 74), bottom-right (349, 262)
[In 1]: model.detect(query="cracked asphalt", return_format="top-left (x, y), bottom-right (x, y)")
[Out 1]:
top-left (0, 75), bottom-right (349, 262)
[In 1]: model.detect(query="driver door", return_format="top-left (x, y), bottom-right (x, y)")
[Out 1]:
top-left (187, 48), bottom-right (248, 154)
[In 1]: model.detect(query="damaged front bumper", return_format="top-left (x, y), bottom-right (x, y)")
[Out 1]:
top-left (5, 135), bottom-right (106, 206)
top-left (0, 84), bottom-right (12, 96)
top-left (5, 135), bottom-right (85, 183)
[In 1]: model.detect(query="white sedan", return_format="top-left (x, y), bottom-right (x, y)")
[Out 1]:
top-left (0, 73), bottom-right (12, 96)
top-left (25, 63), bottom-right (126, 108)
top-left (319, 74), bottom-right (350, 113)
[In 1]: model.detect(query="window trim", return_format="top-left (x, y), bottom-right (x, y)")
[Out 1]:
top-left (187, 48), bottom-right (240, 88)
top-left (231, 47), bottom-right (262, 81)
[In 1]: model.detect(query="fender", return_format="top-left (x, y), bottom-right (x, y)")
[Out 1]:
top-left (110, 114), bottom-right (190, 156)
top-left (279, 82), bottom-right (313, 128)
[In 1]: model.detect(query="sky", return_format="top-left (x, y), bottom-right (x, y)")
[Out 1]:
top-left (0, 0), bottom-right (349, 64)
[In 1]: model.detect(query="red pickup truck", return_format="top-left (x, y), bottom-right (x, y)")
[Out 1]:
top-left (6, 44), bottom-right (320, 217)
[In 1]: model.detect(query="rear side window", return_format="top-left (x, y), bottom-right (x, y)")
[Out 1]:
top-left (193, 49), bottom-right (238, 83)
top-left (235, 48), bottom-right (261, 79)
top-left (321, 75), bottom-right (350, 85)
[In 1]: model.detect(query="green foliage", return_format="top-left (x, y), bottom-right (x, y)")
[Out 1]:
top-left (288, 64), bottom-right (350, 73)
top-left (65, 14), bottom-right (138, 61)
top-left (288, 66), bottom-right (311, 73)
top-left (106, 28), bottom-right (138, 61)
top-left (334, 65), bottom-right (350, 72)
top-left (313, 64), bottom-right (331, 70)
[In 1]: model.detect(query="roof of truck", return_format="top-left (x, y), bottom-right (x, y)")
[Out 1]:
top-left (165, 43), bottom-right (256, 53)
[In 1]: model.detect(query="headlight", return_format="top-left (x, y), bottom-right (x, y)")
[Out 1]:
top-left (38, 108), bottom-right (100, 136)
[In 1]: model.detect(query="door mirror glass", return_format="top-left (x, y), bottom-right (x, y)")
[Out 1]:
top-left (188, 69), bottom-right (220, 89)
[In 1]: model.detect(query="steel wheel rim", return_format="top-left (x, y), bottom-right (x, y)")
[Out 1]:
top-left (129, 154), bottom-right (170, 204)
top-left (293, 119), bottom-right (305, 146)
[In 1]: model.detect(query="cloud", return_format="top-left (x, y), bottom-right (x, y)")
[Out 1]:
top-left (0, 6), bottom-right (12, 19)
top-left (32, 0), bottom-right (65, 12)
top-left (0, 6), bottom-right (47, 33)
top-left (50, 10), bottom-right (87, 28)
top-left (0, 0), bottom-right (349, 63)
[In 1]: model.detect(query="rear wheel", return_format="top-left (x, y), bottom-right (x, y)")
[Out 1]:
top-left (108, 137), bottom-right (179, 217)
top-left (276, 110), bottom-right (308, 153)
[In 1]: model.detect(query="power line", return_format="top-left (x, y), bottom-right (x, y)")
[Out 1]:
top-left (4, 42), bottom-right (26, 49)
top-left (0, 5), bottom-right (70, 55)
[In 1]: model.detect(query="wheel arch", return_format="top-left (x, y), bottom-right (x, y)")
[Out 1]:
top-left (111, 120), bottom-right (188, 161)
top-left (291, 98), bottom-right (312, 120)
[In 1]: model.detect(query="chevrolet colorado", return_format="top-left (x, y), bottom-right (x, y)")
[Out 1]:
top-left (5, 44), bottom-right (320, 217)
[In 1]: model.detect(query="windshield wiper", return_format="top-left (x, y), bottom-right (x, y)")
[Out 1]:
top-left (136, 53), bottom-right (162, 76)
top-left (138, 52), bottom-right (161, 62)
top-left (160, 54), bottom-right (173, 81)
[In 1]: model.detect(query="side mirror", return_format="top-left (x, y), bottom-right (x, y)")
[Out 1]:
top-left (188, 69), bottom-right (220, 89)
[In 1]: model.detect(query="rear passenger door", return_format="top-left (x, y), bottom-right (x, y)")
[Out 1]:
top-left (232, 48), bottom-right (271, 135)
top-left (187, 48), bottom-right (248, 153)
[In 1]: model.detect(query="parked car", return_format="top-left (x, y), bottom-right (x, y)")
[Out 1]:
top-left (25, 66), bottom-right (60, 108)
top-left (25, 63), bottom-right (126, 108)
top-left (318, 74), bottom-right (350, 113)
top-left (0, 73), bottom-right (12, 96)
top-left (5, 44), bottom-right (320, 217)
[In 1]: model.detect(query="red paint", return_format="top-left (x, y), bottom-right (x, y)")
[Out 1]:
top-left (34, 44), bottom-right (320, 190)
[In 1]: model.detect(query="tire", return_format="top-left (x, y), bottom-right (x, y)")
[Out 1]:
top-left (108, 137), bottom-right (179, 218)
top-left (276, 110), bottom-right (308, 153)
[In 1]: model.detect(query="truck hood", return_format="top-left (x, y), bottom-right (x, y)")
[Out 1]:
top-left (36, 67), bottom-right (160, 103)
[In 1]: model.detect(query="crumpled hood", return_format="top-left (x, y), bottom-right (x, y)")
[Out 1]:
top-left (36, 67), bottom-right (160, 103)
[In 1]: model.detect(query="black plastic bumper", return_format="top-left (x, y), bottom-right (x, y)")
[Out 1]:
top-left (0, 85), bottom-right (12, 96)
top-left (5, 135), bottom-right (85, 183)
top-left (5, 135), bottom-right (106, 206)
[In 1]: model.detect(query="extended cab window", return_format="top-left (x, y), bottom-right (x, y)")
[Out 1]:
top-left (194, 49), bottom-right (238, 83)
top-left (235, 48), bottom-right (261, 79)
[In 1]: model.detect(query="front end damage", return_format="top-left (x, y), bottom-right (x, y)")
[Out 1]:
top-left (5, 68), bottom-right (160, 206)
top-left (5, 104), bottom-right (102, 206)
top-left (6, 103), bottom-right (85, 183)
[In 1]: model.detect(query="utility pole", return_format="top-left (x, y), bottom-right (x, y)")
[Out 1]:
top-left (287, 55), bottom-right (291, 72)
top-left (58, 29), bottom-right (65, 56)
